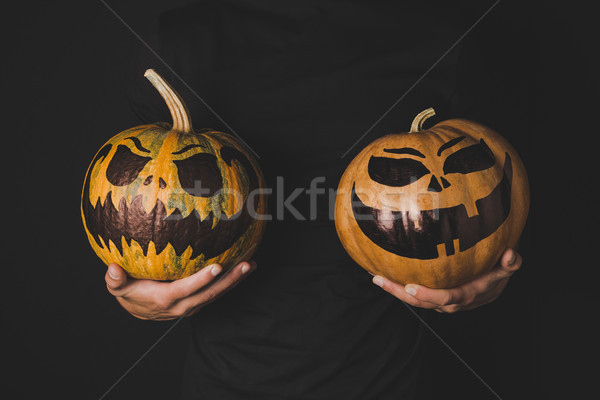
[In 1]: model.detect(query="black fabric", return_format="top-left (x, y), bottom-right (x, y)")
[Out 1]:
top-left (125, 1), bottom-right (522, 399)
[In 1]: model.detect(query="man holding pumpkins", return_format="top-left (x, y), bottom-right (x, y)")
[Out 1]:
top-left (92, 2), bottom-right (529, 399)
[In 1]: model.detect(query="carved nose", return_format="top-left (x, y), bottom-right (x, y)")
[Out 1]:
top-left (427, 176), bottom-right (451, 192)
top-left (427, 176), bottom-right (443, 192)
top-left (143, 175), bottom-right (167, 189)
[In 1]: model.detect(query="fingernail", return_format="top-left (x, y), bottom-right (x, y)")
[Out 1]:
top-left (372, 275), bottom-right (384, 287)
top-left (241, 263), bottom-right (251, 274)
top-left (108, 265), bottom-right (120, 280)
top-left (211, 265), bottom-right (222, 276)
top-left (405, 285), bottom-right (417, 296)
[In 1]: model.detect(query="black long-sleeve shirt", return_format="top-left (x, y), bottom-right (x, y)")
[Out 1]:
top-left (126, 1), bottom-right (528, 398)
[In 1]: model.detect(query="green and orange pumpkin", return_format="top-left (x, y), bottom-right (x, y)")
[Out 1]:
top-left (335, 108), bottom-right (529, 288)
top-left (81, 69), bottom-right (266, 280)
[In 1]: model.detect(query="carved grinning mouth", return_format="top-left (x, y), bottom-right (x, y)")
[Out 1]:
top-left (82, 143), bottom-right (259, 260)
top-left (82, 192), bottom-right (254, 260)
top-left (351, 153), bottom-right (512, 260)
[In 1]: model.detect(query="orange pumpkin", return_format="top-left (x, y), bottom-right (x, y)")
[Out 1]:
top-left (81, 69), bottom-right (267, 280)
top-left (335, 108), bottom-right (529, 288)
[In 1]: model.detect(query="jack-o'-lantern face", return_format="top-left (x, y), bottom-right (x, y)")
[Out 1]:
top-left (81, 69), bottom-right (266, 280)
top-left (353, 131), bottom-right (511, 260)
top-left (335, 109), bottom-right (529, 288)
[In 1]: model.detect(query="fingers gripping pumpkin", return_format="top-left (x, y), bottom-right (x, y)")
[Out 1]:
top-left (335, 108), bottom-right (529, 289)
top-left (81, 69), bottom-right (266, 280)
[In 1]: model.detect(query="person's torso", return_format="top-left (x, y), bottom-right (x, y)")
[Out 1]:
top-left (127, 1), bottom-right (467, 398)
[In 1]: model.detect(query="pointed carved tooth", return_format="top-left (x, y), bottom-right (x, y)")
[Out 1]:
top-left (211, 212), bottom-right (220, 230)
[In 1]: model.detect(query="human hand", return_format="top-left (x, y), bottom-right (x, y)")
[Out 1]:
top-left (372, 248), bottom-right (522, 313)
top-left (105, 261), bottom-right (256, 320)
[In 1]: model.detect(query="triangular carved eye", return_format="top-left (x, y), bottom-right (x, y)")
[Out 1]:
top-left (106, 145), bottom-right (152, 186)
top-left (443, 139), bottom-right (496, 175)
top-left (174, 153), bottom-right (222, 197)
top-left (368, 156), bottom-right (430, 187)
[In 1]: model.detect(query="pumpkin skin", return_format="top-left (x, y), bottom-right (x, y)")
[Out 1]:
top-left (81, 70), bottom-right (267, 280)
top-left (335, 108), bottom-right (529, 289)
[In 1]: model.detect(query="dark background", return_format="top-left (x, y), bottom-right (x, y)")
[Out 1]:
top-left (2, 0), bottom-right (598, 399)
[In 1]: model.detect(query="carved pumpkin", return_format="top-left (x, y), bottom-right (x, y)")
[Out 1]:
top-left (81, 69), bottom-right (266, 280)
top-left (335, 108), bottom-right (529, 288)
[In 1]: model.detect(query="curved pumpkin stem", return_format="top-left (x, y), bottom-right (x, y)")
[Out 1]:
top-left (144, 69), bottom-right (193, 133)
top-left (410, 108), bottom-right (436, 133)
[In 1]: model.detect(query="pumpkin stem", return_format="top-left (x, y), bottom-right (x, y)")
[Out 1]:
top-left (144, 69), bottom-right (193, 133)
top-left (409, 108), bottom-right (436, 133)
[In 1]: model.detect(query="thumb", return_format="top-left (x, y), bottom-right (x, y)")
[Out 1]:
top-left (497, 248), bottom-right (522, 278)
top-left (105, 263), bottom-right (128, 294)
